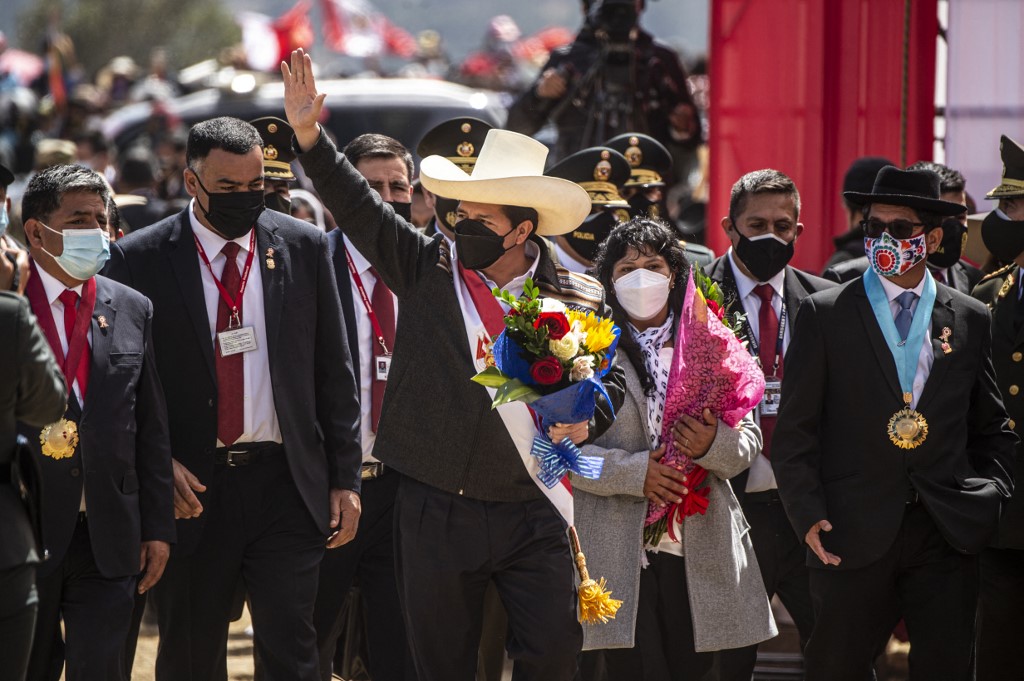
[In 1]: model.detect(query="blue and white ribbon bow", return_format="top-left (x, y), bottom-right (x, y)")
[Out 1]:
top-left (531, 436), bottom-right (604, 489)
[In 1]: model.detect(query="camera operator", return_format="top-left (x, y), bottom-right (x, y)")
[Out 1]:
top-left (507, 0), bottom-right (699, 163)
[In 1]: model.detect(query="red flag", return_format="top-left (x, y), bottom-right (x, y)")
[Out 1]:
top-left (319, 0), bottom-right (416, 58)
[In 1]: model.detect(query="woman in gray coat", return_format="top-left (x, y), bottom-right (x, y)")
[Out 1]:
top-left (570, 219), bottom-right (776, 680)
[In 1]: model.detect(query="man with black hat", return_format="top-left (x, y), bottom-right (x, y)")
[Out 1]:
top-left (545, 146), bottom-right (631, 274)
top-left (822, 156), bottom-right (893, 271)
top-left (773, 165), bottom-right (1016, 680)
top-left (251, 116), bottom-right (298, 215)
top-left (822, 161), bottom-right (982, 294)
top-left (969, 133), bottom-right (1024, 681)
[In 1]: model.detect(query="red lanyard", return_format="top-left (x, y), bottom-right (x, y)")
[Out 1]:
top-left (344, 249), bottom-right (390, 354)
top-left (193, 230), bottom-right (256, 327)
top-left (25, 259), bottom-right (96, 389)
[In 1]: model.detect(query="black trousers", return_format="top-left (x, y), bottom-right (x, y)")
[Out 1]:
top-left (313, 470), bottom-right (415, 681)
top-left (804, 502), bottom-right (978, 681)
top-left (977, 546), bottom-right (1024, 680)
top-left (716, 490), bottom-right (815, 678)
top-left (152, 455), bottom-right (325, 681)
top-left (26, 517), bottom-right (136, 681)
top-left (0, 563), bottom-right (37, 681)
top-left (394, 475), bottom-right (581, 681)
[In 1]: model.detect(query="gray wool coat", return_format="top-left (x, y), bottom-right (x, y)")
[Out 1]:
top-left (572, 359), bottom-right (778, 652)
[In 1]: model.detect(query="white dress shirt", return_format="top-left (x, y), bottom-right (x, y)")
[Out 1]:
top-left (189, 202), bottom-right (282, 445)
top-left (483, 240), bottom-right (541, 313)
top-left (876, 272), bottom-right (933, 410)
top-left (727, 249), bottom-right (787, 493)
top-left (552, 240), bottom-right (589, 275)
top-left (344, 235), bottom-right (399, 463)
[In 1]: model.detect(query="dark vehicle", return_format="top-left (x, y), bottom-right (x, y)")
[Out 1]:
top-left (101, 77), bottom-right (506, 158)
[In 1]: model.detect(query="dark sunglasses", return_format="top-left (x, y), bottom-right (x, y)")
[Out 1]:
top-left (860, 218), bottom-right (927, 240)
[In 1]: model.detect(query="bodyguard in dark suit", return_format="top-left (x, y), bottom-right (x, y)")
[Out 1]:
top-left (0, 291), bottom-right (66, 681)
top-left (17, 164), bottom-right (175, 681)
top-left (104, 117), bottom-right (362, 681)
top-left (704, 170), bottom-right (832, 678)
top-left (822, 161), bottom-right (981, 294)
top-left (772, 166), bottom-right (1017, 681)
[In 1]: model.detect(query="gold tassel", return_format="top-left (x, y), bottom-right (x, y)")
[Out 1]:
top-left (569, 526), bottom-right (623, 624)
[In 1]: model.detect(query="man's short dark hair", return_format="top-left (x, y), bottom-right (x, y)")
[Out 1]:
top-left (499, 205), bottom-right (539, 235)
top-left (343, 134), bottom-right (414, 182)
top-left (728, 169), bottom-right (801, 224)
top-left (186, 117), bottom-right (263, 169)
top-left (22, 164), bottom-right (110, 224)
top-left (907, 161), bottom-right (966, 195)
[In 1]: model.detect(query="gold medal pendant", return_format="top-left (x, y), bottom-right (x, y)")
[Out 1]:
top-left (39, 418), bottom-right (80, 460)
top-left (888, 395), bottom-right (928, 450)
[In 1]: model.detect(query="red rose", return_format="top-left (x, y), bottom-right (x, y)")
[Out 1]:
top-left (530, 356), bottom-right (564, 386)
top-left (534, 311), bottom-right (570, 340)
top-left (707, 299), bottom-right (725, 321)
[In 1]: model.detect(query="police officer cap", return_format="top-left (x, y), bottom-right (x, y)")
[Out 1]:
top-left (604, 133), bottom-right (672, 188)
top-left (545, 146), bottom-right (631, 208)
top-left (987, 135), bottom-right (1024, 200)
top-left (417, 117), bottom-right (494, 175)
top-left (250, 117), bottom-right (296, 181)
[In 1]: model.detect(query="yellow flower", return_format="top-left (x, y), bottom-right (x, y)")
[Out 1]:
top-left (567, 310), bottom-right (617, 353)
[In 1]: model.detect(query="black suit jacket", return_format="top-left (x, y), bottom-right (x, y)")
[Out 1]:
top-left (17, 275), bottom-right (176, 578)
top-left (104, 208), bottom-right (362, 554)
top-left (772, 278), bottom-right (1017, 570)
top-left (822, 256), bottom-right (982, 295)
top-left (327, 229), bottom-right (363, 394)
top-left (0, 293), bottom-right (66, 571)
top-left (703, 255), bottom-right (836, 503)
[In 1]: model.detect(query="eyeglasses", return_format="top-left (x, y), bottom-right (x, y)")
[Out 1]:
top-left (860, 218), bottom-right (927, 240)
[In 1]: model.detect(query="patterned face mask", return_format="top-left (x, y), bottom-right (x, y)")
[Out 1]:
top-left (865, 230), bottom-right (928, 278)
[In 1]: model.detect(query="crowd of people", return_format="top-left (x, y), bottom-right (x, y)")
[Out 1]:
top-left (1, 5), bottom-right (1024, 681)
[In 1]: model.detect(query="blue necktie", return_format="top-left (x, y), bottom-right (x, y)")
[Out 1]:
top-left (894, 291), bottom-right (917, 341)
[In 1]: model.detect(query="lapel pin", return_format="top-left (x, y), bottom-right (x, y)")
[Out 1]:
top-left (97, 315), bottom-right (109, 329)
top-left (265, 248), bottom-right (276, 270)
top-left (940, 326), bottom-right (952, 354)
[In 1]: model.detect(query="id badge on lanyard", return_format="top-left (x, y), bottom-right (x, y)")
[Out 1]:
top-left (747, 304), bottom-right (786, 419)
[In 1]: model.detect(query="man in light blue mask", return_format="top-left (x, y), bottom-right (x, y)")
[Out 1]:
top-left (19, 163), bottom-right (176, 681)
top-left (0, 161), bottom-right (29, 295)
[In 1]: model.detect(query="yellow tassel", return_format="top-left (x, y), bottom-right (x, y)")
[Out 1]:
top-left (569, 526), bottom-right (623, 624)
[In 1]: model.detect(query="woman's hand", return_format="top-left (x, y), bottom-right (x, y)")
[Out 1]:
top-left (672, 408), bottom-right (717, 459)
top-left (643, 445), bottom-right (689, 507)
top-left (547, 421), bottom-right (590, 445)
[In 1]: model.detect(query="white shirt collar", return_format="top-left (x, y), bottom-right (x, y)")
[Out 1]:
top-left (482, 240), bottom-right (541, 293)
top-left (343, 235), bottom-right (371, 275)
top-left (35, 261), bottom-right (84, 305)
top-left (188, 198), bottom-right (253, 259)
top-left (877, 268), bottom-right (928, 303)
top-left (727, 247), bottom-right (785, 301)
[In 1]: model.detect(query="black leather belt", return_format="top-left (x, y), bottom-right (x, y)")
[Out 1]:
top-left (745, 489), bottom-right (782, 503)
top-left (361, 462), bottom-right (386, 480)
top-left (214, 442), bottom-right (284, 467)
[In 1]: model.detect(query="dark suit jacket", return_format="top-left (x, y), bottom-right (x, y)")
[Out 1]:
top-left (703, 254), bottom-right (837, 503)
top-left (298, 131), bottom-right (625, 503)
top-left (0, 292), bottom-right (66, 571)
top-left (772, 279), bottom-right (1017, 570)
top-left (327, 230), bottom-right (363, 395)
top-left (104, 208), bottom-right (362, 554)
top-left (822, 256), bottom-right (982, 295)
top-left (17, 275), bottom-right (176, 578)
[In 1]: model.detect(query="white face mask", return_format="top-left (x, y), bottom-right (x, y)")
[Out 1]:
top-left (613, 268), bottom-right (671, 321)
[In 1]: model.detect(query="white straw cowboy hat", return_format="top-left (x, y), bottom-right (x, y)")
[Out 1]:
top-left (418, 129), bottom-right (591, 237)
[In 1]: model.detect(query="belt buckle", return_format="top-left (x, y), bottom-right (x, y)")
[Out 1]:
top-left (225, 449), bottom-right (246, 467)
top-left (361, 462), bottom-right (383, 480)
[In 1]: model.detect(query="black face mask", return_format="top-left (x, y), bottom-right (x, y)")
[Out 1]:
top-left (264, 192), bottom-right (291, 215)
top-left (193, 172), bottom-right (265, 240)
top-left (981, 211), bottom-right (1024, 263)
top-left (735, 232), bottom-right (794, 282)
top-left (454, 218), bottom-right (515, 270)
top-left (627, 193), bottom-right (660, 219)
top-left (566, 211), bottom-right (617, 262)
top-left (928, 218), bottom-right (966, 269)
top-left (388, 201), bottom-right (412, 222)
top-left (434, 196), bottom-right (460, 232)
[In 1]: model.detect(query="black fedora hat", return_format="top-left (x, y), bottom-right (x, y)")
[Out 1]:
top-left (843, 165), bottom-right (966, 217)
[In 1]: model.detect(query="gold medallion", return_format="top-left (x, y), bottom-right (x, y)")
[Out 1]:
top-left (888, 407), bottom-right (928, 449)
top-left (40, 419), bottom-right (80, 460)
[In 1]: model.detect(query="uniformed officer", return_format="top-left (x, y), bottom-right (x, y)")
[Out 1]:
top-left (545, 146), bottom-right (632, 274)
top-left (971, 133), bottom-right (1024, 681)
top-left (250, 116), bottom-right (297, 215)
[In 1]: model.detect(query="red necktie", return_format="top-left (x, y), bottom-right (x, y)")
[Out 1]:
top-left (216, 242), bottom-right (244, 446)
top-left (933, 269), bottom-right (946, 285)
top-left (369, 268), bottom-right (395, 433)
top-left (754, 284), bottom-right (782, 459)
top-left (58, 289), bottom-right (91, 402)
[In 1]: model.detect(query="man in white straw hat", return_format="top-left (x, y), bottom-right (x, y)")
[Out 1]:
top-left (282, 49), bottom-right (625, 680)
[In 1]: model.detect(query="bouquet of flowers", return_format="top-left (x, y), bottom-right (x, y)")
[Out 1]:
top-left (472, 279), bottom-right (621, 488)
top-left (643, 269), bottom-right (765, 547)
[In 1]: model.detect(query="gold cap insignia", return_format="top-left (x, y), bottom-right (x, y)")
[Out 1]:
top-left (594, 150), bottom-right (612, 181)
top-left (265, 144), bottom-right (279, 161)
top-left (625, 145), bottom-right (642, 168)
top-left (268, 123), bottom-right (278, 133)
top-left (457, 141), bottom-right (474, 158)
top-left (461, 122), bottom-right (472, 133)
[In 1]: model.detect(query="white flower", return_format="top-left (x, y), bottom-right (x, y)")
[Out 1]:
top-left (540, 297), bottom-right (567, 314)
top-left (549, 333), bottom-right (580, 361)
top-left (570, 355), bottom-right (595, 381)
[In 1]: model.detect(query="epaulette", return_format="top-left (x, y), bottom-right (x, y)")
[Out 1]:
top-left (978, 263), bottom-right (1015, 285)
